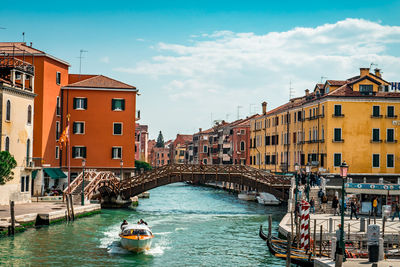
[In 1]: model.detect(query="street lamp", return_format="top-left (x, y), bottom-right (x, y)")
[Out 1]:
top-left (81, 158), bottom-right (86, 206)
top-left (306, 162), bottom-right (311, 202)
top-left (120, 159), bottom-right (124, 180)
top-left (339, 161), bottom-right (349, 262)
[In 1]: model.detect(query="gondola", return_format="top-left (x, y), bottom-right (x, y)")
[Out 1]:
top-left (259, 225), bottom-right (314, 267)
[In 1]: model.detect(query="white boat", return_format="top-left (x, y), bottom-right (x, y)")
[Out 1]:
top-left (238, 191), bottom-right (257, 201)
top-left (119, 223), bottom-right (154, 253)
top-left (256, 192), bottom-right (280, 205)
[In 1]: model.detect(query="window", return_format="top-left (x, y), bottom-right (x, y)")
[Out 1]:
top-left (113, 123), bottom-right (123, 135)
top-left (6, 100), bottom-right (11, 121)
top-left (56, 121), bottom-right (60, 140)
top-left (334, 105), bottom-right (342, 116)
top-left (73, 98), bottom-right (87, 110)
top-left (240, 129), bottom-right (245, 135)
top-left (240, 141), bottom-right (245, 151)
top-left (203, 159), bottom-right (207, 165)
top-left (5, 137), bottom-right (10, 152)
top-left (27, 105), bottom-right (32, 124)
top-left (334, 128), bottom-right (342, 142)
top-left (73, 122), bottom-right (85, 134)
top-left (21, 176), bottom-right (25, 192)
top-left (372, 129), bottom-right (380, 142)
top-left (56, 96), bottom-right (61, 116)
top-left (26, 139), bottom-right (30, 161)
top-left (25, 176), bottom-right (29, 192)
top-left (387, 154), bottom-right (394, 168)
top-left (372, 154), bottom-right (380, 168)
top-left (112, 99), bottom-right (125, 111)
top-left (387, 129), bottom-right (395, 142)
top-left (334, 153), bottom-right (341, 167)
top-left (56, 72), bottom-right (61, 85)
top-left (72, 146), bottom-right (86, 158)
top-left (360, 84), bottom-right (373, 93)
top-left (372, 106), bottom-right (380, 117)
top-left (387, 106), bottom-right (395, 118)
top-left (112, 147), bottom-right (122, 159)
top-left (203, 145), bottom-right (208, 153)
top-left (55, 146), bottom-right (60, 159)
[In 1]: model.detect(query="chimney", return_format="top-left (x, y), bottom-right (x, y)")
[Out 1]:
top-left (261, 101), bottom-right (267, 115)
top-left (305, 89), bottom-right (310, 96)
top-left (360, 67), bottom-right (370, 77)
top-left (374, 68), bottom-right (381, 77)
top-left (30, 42), bottom-right (33, 47)
top-left (199, 128), bottom-right (202, 132)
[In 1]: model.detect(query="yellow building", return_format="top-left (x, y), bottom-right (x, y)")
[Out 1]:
top-left (0, 50), bottom-right (36, 204)
top-left (250, 68), bottom-right (400, 178)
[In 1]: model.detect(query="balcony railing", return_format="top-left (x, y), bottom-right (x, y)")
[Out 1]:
top-left (370, 139), bottom-right (383, 143)
top-left (371, 114), bottom-right (383, 118)
top-left (24, 157), bottom-right (43, 168)
top-left (385, 140), bottom-right (398, 143)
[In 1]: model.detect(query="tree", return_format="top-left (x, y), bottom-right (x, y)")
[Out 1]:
top-left (135, 160), bottom-right (152, 172)
top-left (156, 131), bottom-right (165, 148)
top-left (0, 151), bottom-right (17, 185)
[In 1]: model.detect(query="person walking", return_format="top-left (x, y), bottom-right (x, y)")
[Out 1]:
top-left (318, 188), bottom-right (324, 210)
top-left (310, 197), bottom-right (315, 214)
top-left (372, 197), bottom-right (378, 217)
top-left (350, 199), bottom-right (358, 220)
top-left (392, 201), bottom-right (400, 221)
top-left (321, 194), bottom-right (328, 213)
top-left (332, 196), bottom-right (339, 216)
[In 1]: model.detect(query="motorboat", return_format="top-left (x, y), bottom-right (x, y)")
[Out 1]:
top-left (256, 192), bottom-right (280, 205)
top-left (119, 223), bottom-right (154, 253)
top-left (238, 191), bottom-right (257, 201)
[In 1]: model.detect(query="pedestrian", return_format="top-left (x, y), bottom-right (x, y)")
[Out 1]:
top-left (392, 201), bottom-right (400, 221)
top-left (332, 196), bottom-right (339, 216)
top-left (318, 188), bottom-right (324, 209)
top-left (372, 197), bottom-right (378, 217)
top-left (310, 197), bottom-right (315, 214)
top-left (321, 194), bottom-right (328, 213)
top-left (350, 199), bottom-right (358, 220)
top-left (335, 224), bottom-right (342, 261)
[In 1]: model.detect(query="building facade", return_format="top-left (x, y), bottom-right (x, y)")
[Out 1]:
top-left (149, 140), bottom-right (172, 167)
top-left (0, 47), bottom-right (36, 204)
top-left (135, 123), bottom-right (149, 162)
top-left (249, 67), bottom-right (400, 179)
top-left (170, 134), bottom-right (192, 164)
top-left (61, 74), bottom-right (137, 179)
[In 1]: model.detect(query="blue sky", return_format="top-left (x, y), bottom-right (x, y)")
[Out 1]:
top-left (2, 1), bottom-right (400, 139)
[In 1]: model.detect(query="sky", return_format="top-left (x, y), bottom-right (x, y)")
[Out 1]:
top-left (2, 0), bottom-right (400, 140)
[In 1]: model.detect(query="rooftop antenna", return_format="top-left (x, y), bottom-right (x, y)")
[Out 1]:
top-left (249, 104), bottom-right (256, 115)
top-left (320, 76), bottom-right (327, 84)
top-left (289, 81), bottom-right (295, 100)
top-left (22, 32), bottom-right (25, 42)
top-left (210, 113), bottom-right (213, 127)
top-left (237, 105), bottom-right (243, 120)
top-left (78, 49), bottom-right (88, 75)
top-left (370, 62), bottom-right (377, 70)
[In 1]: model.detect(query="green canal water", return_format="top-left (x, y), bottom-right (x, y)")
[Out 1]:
top-left (0, 183), bottom-right (287, 266)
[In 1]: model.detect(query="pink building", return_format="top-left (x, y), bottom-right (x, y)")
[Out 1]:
top-left (135, 123), bottom-right (149, 162)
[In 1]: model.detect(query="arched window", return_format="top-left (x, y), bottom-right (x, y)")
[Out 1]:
top-left (240, 141), bottom-right (245, 151)
top-left (6, 100), bottom-right (11, 121)
top-left (27, 105), bottom-right (32, 124)
top-left (5, 137), bottom-right (10, 152)
top-left (26, 139), bottom-right (31, 160)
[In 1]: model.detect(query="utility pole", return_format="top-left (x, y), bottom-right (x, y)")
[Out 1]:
top-left (78, 49), bottom-right (88, 75)
top-left (289, 81), bottom-right (295, 100)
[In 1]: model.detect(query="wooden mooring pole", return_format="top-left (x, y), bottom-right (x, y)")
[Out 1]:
top-left (286, 233), bottom-right (291, 267)
top-left (69, 194), bottom-right (75, 221)
top-left (66, 194), bottom-right (71, 221)
top-left (313, 219), bottom-right (316, 255)
top-left (268, 215), bottom-right (272, 239)
top-left (319, 225), bottom-right (323, 256)
top-left (290, 212), bottom-right (294, 241)
top-left (10, 201), bottom-right (15, 235)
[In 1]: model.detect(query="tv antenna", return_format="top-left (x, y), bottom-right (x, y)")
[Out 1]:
top-left (78, 49), bottom-right (88, 75)
top-left (370, 62), bottom-right (378, 70)
top-left (289, 81), bottom-right (295, 100)
top-left (22, 32), bottom-right (25, 42)
top-left (237, 105), bottom-right (243, 120)
top-left (320, 76), bottom-right (327, 84)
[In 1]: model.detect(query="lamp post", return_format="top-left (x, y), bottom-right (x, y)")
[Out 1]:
top-left (81, 158), bottom-right (86, 206)
top-left (339, 161), bottom-right (348, 262)
top-left (120, 159), bottom-right (123, 180)
top-left (305, 162), bottom-right (311, 202)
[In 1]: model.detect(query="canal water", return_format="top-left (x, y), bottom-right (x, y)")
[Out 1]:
top-left (0, 183), bottom-right (287, 266)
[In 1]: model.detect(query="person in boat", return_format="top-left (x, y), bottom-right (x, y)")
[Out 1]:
top-left (138, 219), bottom-right (148, 225)
top-left (121, 219), bottom-right (128, 230)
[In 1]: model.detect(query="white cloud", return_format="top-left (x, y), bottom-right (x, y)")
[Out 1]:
top-left (115, 18), bottom-right (400, 137)
top-left (100, 56), bottom-right (110, 63)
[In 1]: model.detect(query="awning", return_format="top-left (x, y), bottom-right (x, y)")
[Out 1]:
top-left (32, 170), bottom-right (38, 180)
top-left (43, 168), bottom-right (67, 179)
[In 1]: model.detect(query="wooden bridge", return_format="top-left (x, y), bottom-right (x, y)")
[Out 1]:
top-left (64, 164), bottom-right (292, 204)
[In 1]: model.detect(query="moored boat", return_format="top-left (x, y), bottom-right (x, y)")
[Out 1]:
top-left (238, 191), bottom-right (257, 201)
top-left (256, 192), bottom-right (280, 205)
top-left (119, 223), bottom-right (154, 253)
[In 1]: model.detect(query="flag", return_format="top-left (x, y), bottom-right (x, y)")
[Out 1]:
top-left (58, 125), bottom-right (69, 150)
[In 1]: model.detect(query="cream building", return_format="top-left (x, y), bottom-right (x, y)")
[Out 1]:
top-left (0, 50), bottom-right (36, 204)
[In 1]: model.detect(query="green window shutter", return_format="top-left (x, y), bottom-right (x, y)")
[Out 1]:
top-left (72, 147), bottom-right (76, 158)
top-left (84, 99), bottom-right (87, 109)
top-left (121, 100), bottom-right (125, 111)
top-left (112, 99), bottom-right (115, 110)
top-left (388, 106), bottom-right (394, 117)
top-left (73, 98), bottom-right (77, 109)
top-left (373, 154), bottom-right (379, 167)
top-left (387, 129), bottom-right (394, 141)
top-left (373, 129), bottom-right (379, 141)
top-left (334, 129), bottom-right (341, 141)
top-left (334, 154), bottom-right (341, 166)
top-left (83, 147), bottom-right (87, 158)
top-left (118, 148), bottom-right (122, 158)
top-left (111, 148), bottom-right (114, 158)
top-left (373, 106), bottom-right (380, 116)
top-left (73, 122), bottom-right (77, 134)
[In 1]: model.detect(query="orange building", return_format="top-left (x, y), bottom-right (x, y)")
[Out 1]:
top-left (61, 74), bottom-right (137, 179)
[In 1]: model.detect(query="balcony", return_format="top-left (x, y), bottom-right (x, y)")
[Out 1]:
top-left (371, 114), bottom-right (383, 118)
top-left (385, 139), bottom-right (398, 143)
top-left (370, 139), bottom-right (383, 143)
top-left (332, 139), bottom-right (344, 143)
top-left (332, 114), bottom-right (344, 118)
top-left (385, 115), bottom-right (398, 119)
top-left (24, 157), bottom-right (43, 169)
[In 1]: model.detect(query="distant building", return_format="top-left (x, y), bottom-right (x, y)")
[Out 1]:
top-left (0, 45), bottom-right (36, 204)
top-left (170, 134), bottom-right (192, 164)
top-left (135, 123), bottom-right (149, 162)
top-left (147, 139), bottom-right (156, 164)
top-left (61, 74), bottom-right (138, 179)
top-left (149, 140), bottom-right (172, 167)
